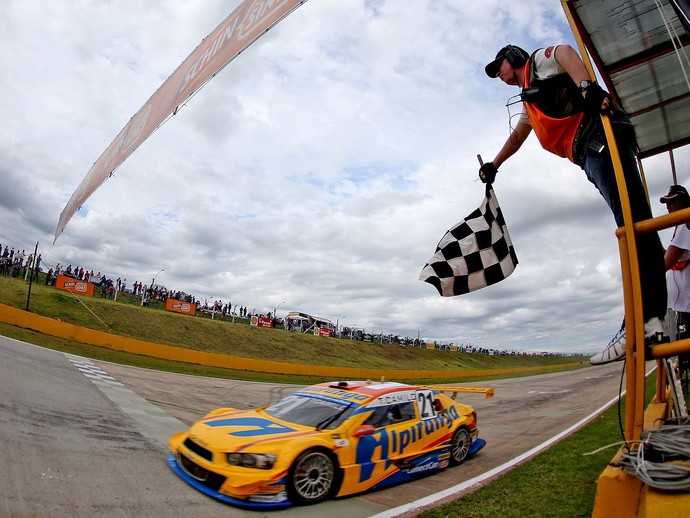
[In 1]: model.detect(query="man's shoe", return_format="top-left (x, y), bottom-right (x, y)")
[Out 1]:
top-left (590, 324), bottom-right (626, 365)
top-left (590, 318), bottom-right (669, 366)
top-left (643, 317), bottom-right (669, 346)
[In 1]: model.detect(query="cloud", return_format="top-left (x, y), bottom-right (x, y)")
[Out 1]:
top-left (1, 0), bottom-right (688, 355)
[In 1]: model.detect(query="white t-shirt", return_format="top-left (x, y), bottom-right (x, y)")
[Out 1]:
top-left (667, 223), bottom-right (690, 311)
top-left (519, 46), bottom-right (565, 125)
top-left (531, 46), bottom-right (565, 80)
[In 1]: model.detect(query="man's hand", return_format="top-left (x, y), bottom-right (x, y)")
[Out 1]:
top-left (582, 83), bottom-right (613, 116)
top-left (479, 162), bottom-right (498, 183)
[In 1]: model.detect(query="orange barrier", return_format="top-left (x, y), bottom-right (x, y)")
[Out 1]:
top-left (55, 274), bottom-right (95, 297)
top-left (0, 303), bottom-right (580, 380)
top-left (165, 298), bottom-right (196, 316)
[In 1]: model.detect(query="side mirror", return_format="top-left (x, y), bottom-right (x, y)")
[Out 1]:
top-left (352, 425), bottom-right (376, 438)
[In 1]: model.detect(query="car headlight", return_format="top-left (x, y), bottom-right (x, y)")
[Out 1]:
top-left (227, 453), bottom-right (277, 469)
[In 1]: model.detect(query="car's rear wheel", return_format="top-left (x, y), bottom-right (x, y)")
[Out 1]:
top-left (287, 449), bottom-right (335, 505)
top-left (450, 427), bottom-right (471, 465)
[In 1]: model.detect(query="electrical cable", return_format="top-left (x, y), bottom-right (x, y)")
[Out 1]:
top-left (617, 357), bottom-right (632, 451)
top-left (505, 93), bottom-right (528, 149)
top-left (63, 288), bottom-right (113, 331)
top-left (654, 0), bottom-right (690, 91)
top-left (616, 418), bottom-right (690, 490)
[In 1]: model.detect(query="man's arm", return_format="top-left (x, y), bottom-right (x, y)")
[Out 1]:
top-left (553, 45), bottom-right (590, 86)
top-left (479, 118), bottom-right (532, 183)
top-left (554, 44), bottom-right (610, 112)
top-left (665, 245), bottom-right (685, 270)
top-left (493, 118), bottom-right (532, 168)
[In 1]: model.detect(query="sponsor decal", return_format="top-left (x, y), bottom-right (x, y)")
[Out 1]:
top-left (257, 316), bottom-right (273, 328)
top-left (293, 391), bottom-right (355, 408)
top-left (314, 327), bottom-right (332, 337)
top-left (238, 0), bottom-right (292, 40)
top-left (301, 387), bottom-right (370, 403)
top-left (368, 391), bottom-right (416, 408)
top-left (63, 281), bottom-right (88, 292)
top-left (166, 298), bottom-right (195, 315)
top-left (56, 274), bottom-right (94, 296)
top-left (355, 406), bottom-right (460, 482)
top-left (180, 17), bottom-right (241, 94)
top-left (179, 0), bottom-right (295, 94)
top-left (403, 459), bottom-right (440, 475)
top-left (545, 46), bottom-right (555, 58)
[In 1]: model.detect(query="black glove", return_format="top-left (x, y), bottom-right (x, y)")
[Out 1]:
top-left (479, 162), bottom-right (498, 184)
top-left (582, 83), bottom-right (613, 116)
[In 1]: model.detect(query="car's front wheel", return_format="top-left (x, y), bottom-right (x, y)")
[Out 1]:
top-left (450, 427), bottom-right (471, 465)
top-left (287, 449), bottom-right (335, 505)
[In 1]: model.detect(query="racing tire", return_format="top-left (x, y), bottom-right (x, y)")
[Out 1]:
top-left (450, 427), bottom-right (471, 465)
top-left (287, 449), bottom-right (335, 505)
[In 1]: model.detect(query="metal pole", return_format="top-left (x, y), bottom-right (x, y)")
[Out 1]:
top-left (25, 242), bottom-right (38, 311)
top-left (144, 269), bottom-right (163, 307)
top-left (670, 149), bottom-right (677, 185)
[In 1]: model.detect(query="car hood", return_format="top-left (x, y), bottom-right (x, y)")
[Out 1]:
top-left (186, 408), bottom-right (320, 452)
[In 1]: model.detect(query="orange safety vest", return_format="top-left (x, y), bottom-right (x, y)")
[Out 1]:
top-left (522, 60), bottom-right (584, 164)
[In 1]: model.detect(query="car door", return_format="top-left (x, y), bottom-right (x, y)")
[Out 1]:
top-left (345, 389), bottom-right (450, 493)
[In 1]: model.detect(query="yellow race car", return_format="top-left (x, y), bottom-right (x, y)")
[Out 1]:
top-left (167, 380), bottom-right (493, 509)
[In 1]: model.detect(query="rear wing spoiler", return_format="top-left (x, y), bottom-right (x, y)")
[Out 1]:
top-left (429, 385), bottom-right (494, 399)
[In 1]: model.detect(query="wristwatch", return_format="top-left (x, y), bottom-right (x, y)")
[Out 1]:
top-left (579, 79), bottom-right (594, 91)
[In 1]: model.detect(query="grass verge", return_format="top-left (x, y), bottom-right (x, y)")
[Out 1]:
top-left (418, 370), bottom-right (657, 518)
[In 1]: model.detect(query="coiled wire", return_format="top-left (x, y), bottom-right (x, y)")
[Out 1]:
top-left (616, 417), bottom-right (690, 491)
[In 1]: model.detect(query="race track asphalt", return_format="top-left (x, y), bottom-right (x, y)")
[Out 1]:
top-left (0, 335), bottom-right (628, 517)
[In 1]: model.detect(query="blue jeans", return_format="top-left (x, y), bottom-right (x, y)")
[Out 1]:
top-left (582, 118), bottom-right (667, 322)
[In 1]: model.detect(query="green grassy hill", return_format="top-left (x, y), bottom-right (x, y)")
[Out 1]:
top-left (0, 274), bottom-right (586, 383)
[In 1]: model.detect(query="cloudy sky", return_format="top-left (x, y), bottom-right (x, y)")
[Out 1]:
top-left (1, 0), bottom-right (688, 355)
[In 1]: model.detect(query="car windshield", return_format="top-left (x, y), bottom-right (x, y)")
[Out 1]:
top-left (263, 393), bottom-right (355, 429)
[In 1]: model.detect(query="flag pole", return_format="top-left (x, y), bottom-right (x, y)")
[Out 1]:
top-left (25, 241), bottom-right (38, 311)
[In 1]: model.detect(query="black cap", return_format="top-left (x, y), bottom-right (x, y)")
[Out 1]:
top-left (485, 45), bottom-right (528, 78)
top-left (485, 47), bottom-right (509, 78)
top-left (660, 184), bottom-right (690, 204)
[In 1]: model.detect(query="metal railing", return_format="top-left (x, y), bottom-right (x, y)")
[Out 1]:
top-left (563, 0), bottom-right (690, 442)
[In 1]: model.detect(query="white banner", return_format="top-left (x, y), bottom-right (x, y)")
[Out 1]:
top-left (55, 0), bottom-right (308, 241)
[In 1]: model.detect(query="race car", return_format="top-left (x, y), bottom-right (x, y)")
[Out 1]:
top-left (167, 380), bottom-right (493, 509)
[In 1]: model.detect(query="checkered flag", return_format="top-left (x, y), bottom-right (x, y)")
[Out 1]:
top-left (419, 184), bottom-right (518, 296)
